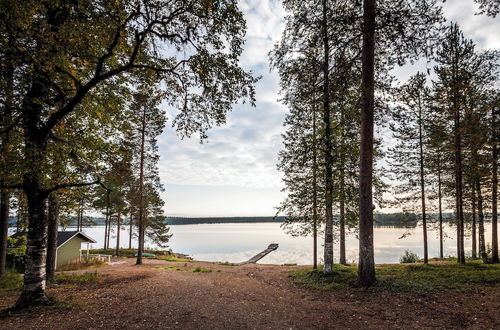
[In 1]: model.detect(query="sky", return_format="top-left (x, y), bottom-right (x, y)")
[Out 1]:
top-left (157, 0), bottom-right (500, 217)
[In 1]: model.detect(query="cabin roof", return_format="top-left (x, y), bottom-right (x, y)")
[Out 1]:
top-left (9, 230), bottom-right (96, 248)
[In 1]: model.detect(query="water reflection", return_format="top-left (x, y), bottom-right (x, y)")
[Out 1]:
top-left (70, 222), bottom-right (498, 265)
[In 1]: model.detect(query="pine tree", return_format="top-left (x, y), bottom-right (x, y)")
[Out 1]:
top-left (388, 72), bottom-right (431, 263)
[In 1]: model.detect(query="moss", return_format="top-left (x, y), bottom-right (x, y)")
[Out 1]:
top-left (290, 262), bottom-right (500, 293)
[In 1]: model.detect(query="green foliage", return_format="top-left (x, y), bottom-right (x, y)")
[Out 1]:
top-left (0, 269), bottom-right (23, 291)
top-left (399, 250), bottom-right (420, 264)
top-left (56, 272), bottom-right (100, 284)
top-left (218, 262), bottom-right (237, 266)
top-left (290, 262), bottom-right (500, 293)
top-left (6, 235), bottom-right (26, 256)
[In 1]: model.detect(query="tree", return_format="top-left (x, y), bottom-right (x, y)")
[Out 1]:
top-left (347, 0), bottom-right (443, 286)
top-left (475, 0), bottom-right (500, 17)
top-left (432, 23), bottom-right (498, 263)
top-left (1, 0), bottom-right (256, 309)
top-left (128, 84), bottom-right (166, 265)
top-left (388, 73), bottom-right (432, 263)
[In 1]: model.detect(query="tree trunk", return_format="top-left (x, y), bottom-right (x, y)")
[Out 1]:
top-left (115, 211), bottom-right (121, 257)
top-left (312, 103), bottom-right (318, 270)
top-left (472, 188), bottom-right (477, 259)
top-left (491, 105), bottom-right (498, 263)
top-left (339, 99), bottom-right (346, 266)
top-left (418, 99), bottom-right (428, 264)
top-left (129, 212), bottom-right (133, 249)
top-left (358, 0), bottom-right (377, 286)
top-left (476, 179), bottom-right (487, 263)
top-left (106, 214), bottom-right (112, 249)
top-left (11, 79), bottom-right (54, 309)
top-left (438, 160), bottom-right (444, 259)
top-left (452, 55), bottom-right (465, 264)
top-left (0, 189), bottom-right (9, 278)
top-left (339, 163), bottom-right (346, 265)
top-left (12, 186), bottom-right (52, 309)
top-left (46, 194), bottom-right (59, 283)
top-left (321, 0), bottom-right (334, 275)
top-left (136, 108), bottom-right (147, 265)
top-left (104, 191), bottom-right (109, 250)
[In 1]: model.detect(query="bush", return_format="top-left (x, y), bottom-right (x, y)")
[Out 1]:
top-left (400, 250), bottom-right (419, 263)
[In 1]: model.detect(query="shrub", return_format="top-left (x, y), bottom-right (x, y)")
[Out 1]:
top-left (400, 250), bottom-right (419, 263)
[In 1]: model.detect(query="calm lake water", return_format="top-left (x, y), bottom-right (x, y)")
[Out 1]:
top-left (73, 222), bottom-right (499, 265)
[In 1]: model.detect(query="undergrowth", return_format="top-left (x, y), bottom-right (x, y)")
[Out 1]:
top-left (0, 269), bottom-right (23, 291)
top-left (290, 261), bottom-right (500, 293)
top-left (56, 272), bottom-right (101, 284)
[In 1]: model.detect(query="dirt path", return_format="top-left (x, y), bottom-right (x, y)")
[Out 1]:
top-left (1, 259), bottom-right (499, 329)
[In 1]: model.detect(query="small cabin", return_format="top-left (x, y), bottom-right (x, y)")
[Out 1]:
top-left (56, 231), bottom-right (97, 269)
top-left (8, 231), bottom-right (97, 270)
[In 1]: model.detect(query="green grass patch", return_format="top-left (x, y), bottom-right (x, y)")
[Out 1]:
top-left (155, 255), bottom-right (192, 262)
top-left (282, 263), bottom-right (298, 266)
top-left (57, 258), bottom-right (105, 271)
top-left (290, 261), bottom-right (500, 293)
top-left (56, 272), bottom-right (101, 284)
top-left (88, 248), bottom-right (173, 258)
top-left (218, 262), bottom-right (237, 266)
top-left (192, 267), bottom-right (212, 273)
top-left (0, 269), bottom-right (23, 291)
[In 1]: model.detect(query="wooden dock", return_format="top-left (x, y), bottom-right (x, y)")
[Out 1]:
top-left (239, 243), bottom-right (279, 265)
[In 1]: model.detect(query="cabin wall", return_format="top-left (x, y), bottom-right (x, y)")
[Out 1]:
top-left (56, 237), bottom-right (85, 269)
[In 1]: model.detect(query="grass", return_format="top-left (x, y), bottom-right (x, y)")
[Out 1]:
top-left (155, 255), bottom-right (193, 262)
top-left (57, 258), bottom-right (106, 271)
top-left (192, 267), bottom-right (212, 273)
top-left (0, 269), bottom-right (23, 291)
top-left (88, 248), bottom-right (173, 258)
top-left (290, 261), bottom-right (500, 293)
top-left (56, 271), bottom-right (101, 284)
top-left (219, 262), bottom-right (237, 266)
top-left (154, 265), bottom-right (212, 273)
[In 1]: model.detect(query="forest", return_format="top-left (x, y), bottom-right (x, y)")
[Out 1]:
top-left (0, 0), bottom-right (498, 324)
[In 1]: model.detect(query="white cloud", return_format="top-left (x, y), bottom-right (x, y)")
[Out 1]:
top-left (158, 1), bottom-right (500, 217)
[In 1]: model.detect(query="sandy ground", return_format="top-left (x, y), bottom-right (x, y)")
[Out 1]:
top-left (0, 258), bottom-right (499, 329)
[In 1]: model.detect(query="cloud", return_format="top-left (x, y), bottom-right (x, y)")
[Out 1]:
top-left (157, 1), bottom-right (500, 217)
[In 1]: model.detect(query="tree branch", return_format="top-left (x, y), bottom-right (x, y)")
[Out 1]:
top-left (45, 178), bottom-right (100, 194)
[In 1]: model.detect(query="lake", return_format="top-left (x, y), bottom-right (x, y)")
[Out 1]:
top-left (73, 222), bottom-right (498, 265)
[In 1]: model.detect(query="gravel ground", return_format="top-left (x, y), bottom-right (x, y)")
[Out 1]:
top-left (0, 258), bottom-right (499, 329)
